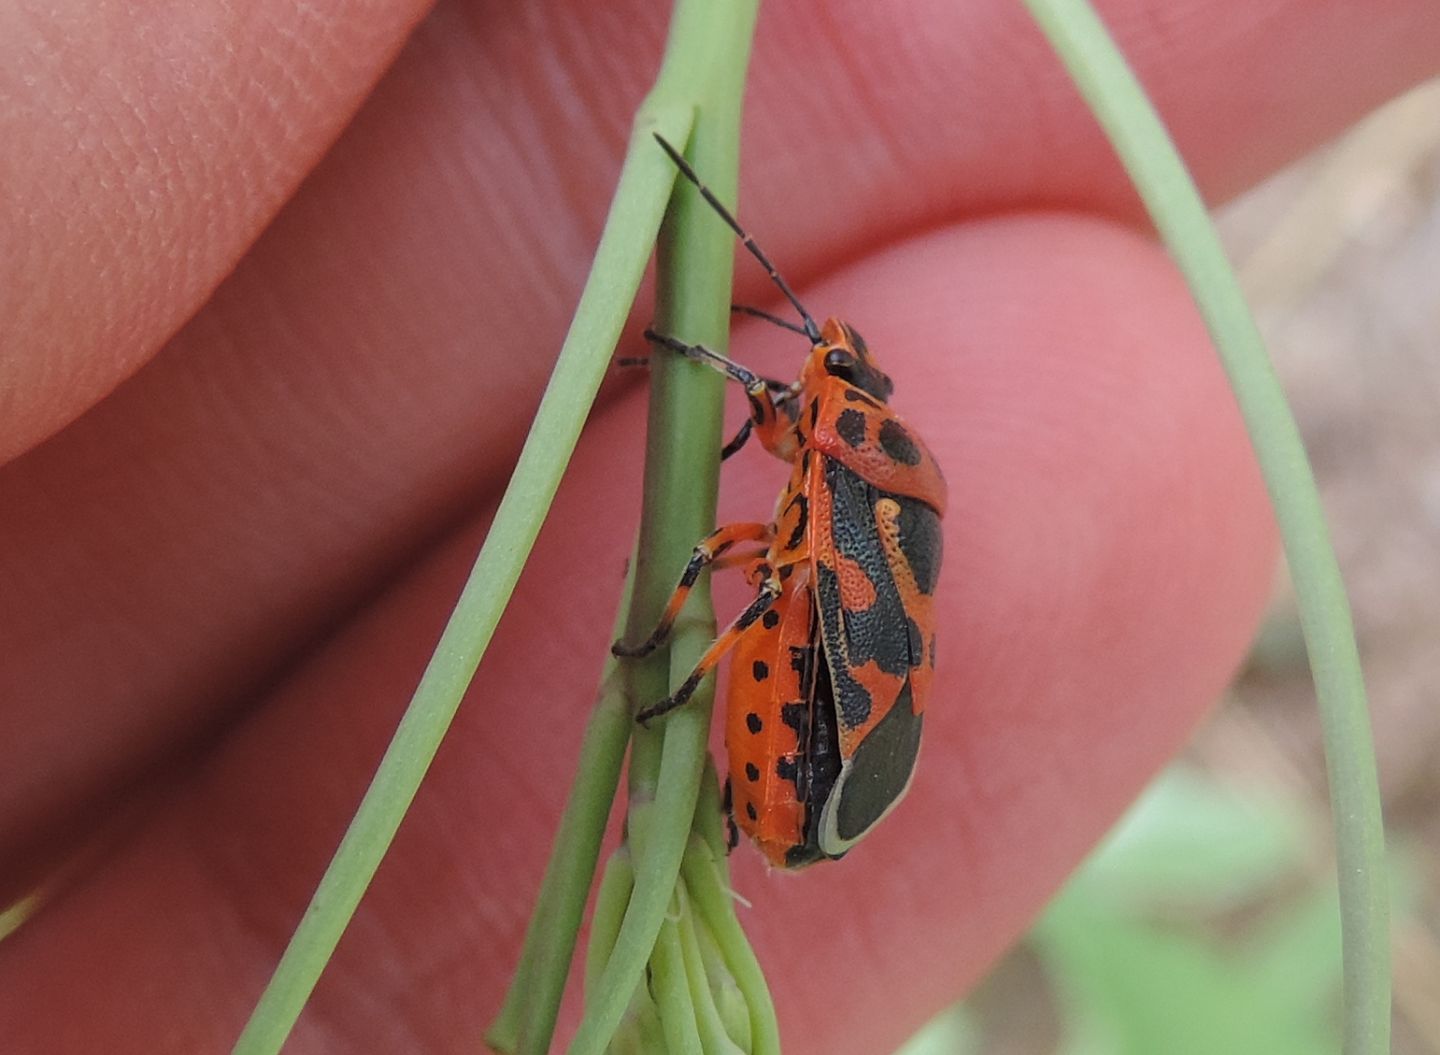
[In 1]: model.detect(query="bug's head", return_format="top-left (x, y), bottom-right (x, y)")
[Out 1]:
top-left (805, 318), bottom-right (894, 403)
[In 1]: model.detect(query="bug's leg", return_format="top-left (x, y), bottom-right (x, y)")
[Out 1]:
top-left (643, 329), bottom-right (796, 455)
top-left (635, 559), bottom-right (793, 725)
top-left (720, 418), bottom-right (752, 461)
top-left (612, 522), bottom-right (773, 659)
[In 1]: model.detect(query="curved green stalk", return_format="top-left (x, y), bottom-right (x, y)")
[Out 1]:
top-left (486, 558), bottom-right (637, 1053)
top-left (681, 838), bottom-right (779, 1053)
top-left (231, 63), bottom-right (698, 1055)
top-left (1019, 2), bottom-right (1390, 1052)
top-left (652, 913), bottom-right (704, 1055)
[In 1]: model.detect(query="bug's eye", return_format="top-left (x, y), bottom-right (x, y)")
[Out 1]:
top-left (824, 348), bottom-right (855, 375)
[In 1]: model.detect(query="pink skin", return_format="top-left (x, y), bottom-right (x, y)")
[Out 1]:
top-left (1, 0), bottom-right (1436, 1051)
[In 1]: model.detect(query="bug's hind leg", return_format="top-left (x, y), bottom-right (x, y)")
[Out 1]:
top-left (634, 559), bottom-right (795, 725)
top-left (612, 522), bottom-right (773, 659)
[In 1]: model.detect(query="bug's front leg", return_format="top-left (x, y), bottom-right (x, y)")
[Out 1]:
top-left (643, 330), bottom-right (799, 457)
top-left (612, 522), bottom-right (773, 660)
top-left (634, 557), bottom-right (800, 726)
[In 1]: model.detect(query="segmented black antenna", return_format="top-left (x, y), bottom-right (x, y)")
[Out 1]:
top-left (654, 133), bottom-right (822, 344)
top-left (731, 303), bottom-right (809, 337)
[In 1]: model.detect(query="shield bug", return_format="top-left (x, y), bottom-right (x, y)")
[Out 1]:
top-left (614, 134), bottom-right (945, 867)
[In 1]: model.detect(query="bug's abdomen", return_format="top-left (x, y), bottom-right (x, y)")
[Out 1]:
top-left (726, 575), bottom-right (819, 868)
top-left (811, 457), bottom-right (941, 759)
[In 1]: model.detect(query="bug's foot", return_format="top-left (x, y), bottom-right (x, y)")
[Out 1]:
top-left (634, 696), bottom-right (676, 726)
top-left (634, 671), bottom-right (702, 726)
top-left (611, 637), bottom-right (659, 659)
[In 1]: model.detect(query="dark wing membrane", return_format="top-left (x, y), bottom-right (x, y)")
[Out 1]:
top-left (828, 677), bottom-right (923, 846)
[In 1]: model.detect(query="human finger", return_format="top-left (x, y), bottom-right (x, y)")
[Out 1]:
top-left (0, 213), bottom-right (1275, 1051)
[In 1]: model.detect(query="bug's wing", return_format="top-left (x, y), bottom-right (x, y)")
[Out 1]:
top-left (811, 458), bottom-right (942, 853)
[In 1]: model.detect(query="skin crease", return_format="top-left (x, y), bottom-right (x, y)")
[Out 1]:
top-left (0, 0), bottom-right (1437, 1050)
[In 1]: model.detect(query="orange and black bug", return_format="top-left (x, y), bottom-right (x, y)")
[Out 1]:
top-left (614, 134), bottom-right (945, 868)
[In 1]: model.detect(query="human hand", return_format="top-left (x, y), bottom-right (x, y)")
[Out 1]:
top-left (3, 0), bottom-right (1437, 1050)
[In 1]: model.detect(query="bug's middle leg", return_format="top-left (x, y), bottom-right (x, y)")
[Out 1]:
top-left (634, 556), bottom-right (801, 725)
top-left (612, 522), bottom-right (773, 659)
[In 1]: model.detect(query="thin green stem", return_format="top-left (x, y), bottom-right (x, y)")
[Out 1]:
top-left (681, 838), bottom-right (779, 1055)
top-left (674, 874), bottom-right (745, 1053)
top-left (584, 848), bottom-right (637, 1000)
top-left (231, 84), bottom-right (695, 1055)
top-left (689, 901), bottom-right (752, 1050)
top-left (652, 913), bottom-right (704, 1055)
top-left (486, 556), bottom-right (637, 1053)
top-left (1019, 2), bottom-right (1389, 1052)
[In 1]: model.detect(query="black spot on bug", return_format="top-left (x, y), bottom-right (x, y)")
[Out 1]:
top-left (785, 844), bottom-right (830, 868)
top-left (843, 387), bottom-right (882, 408)
top-left (835, 408), bottom-right (867, 448)
top-left (746, 712), bottom-right (763, 734)
top-left (809, 399), bottom-right (820, 429)
top-left (907, 617), bottom-right (924, 667)
top-left (745, 801), bottom-right (758, 822)
top-left (762, 609), bottom-right (780, 630)
top-left (745, 762), bottom-right (760, 782)
top-left (780, 701), bottom-right (808, 736)
top-left (785, 492), bottom-right (808, 549)
top-left (721, 777), bottom-right (739, 851)
top-left (776, 756), bottom-right (798, 785)
top-left (878, 419), bottom-right (922, 466)
top-left (895, 496), bottom-right (943, 595)
top-left (752, 660), bottom-right (770, 682)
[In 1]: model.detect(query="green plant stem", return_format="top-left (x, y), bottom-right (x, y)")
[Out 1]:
top-left (652, 913), bottom-right (704, 1055)
top-left (674, 885), bottom-right (742, 1053)
top-left (681, 839), bottom-right (778, 1054)
top-left (585, 848), bottom-right (637, 1000)
top-left (567, 0), bottom-right (761, 1049)
top-left (486, 560), bottom-right (638, 1053)
top-left (231, 92), bottom-right (696, 1055)
top-left (1019, 2), bottom-right (1389, 1052)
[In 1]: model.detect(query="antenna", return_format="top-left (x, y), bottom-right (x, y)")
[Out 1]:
top-left (731, 303), bottom-right (810, 337)
top-left (654, 133), bottom-right (822, 344)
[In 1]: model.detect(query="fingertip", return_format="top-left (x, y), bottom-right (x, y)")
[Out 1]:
top-left (722, 213), bottom-right (1276, 1051)
top-left (0, 0), bottom-right (433, 461)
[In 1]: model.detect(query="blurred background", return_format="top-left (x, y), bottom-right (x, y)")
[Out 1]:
top-left (897, 76), bottom-right (1440, 1054)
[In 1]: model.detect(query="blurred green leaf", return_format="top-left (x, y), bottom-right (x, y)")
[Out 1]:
top-left (1067, 766), bottom-right (1306, 912)
top-left (1039, 910), bottom-right (1337, 1055)
top-left (892, 1004), bottom-right (981, 1055)
top-left (1034, 768), bottom-right (1340, 1055)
